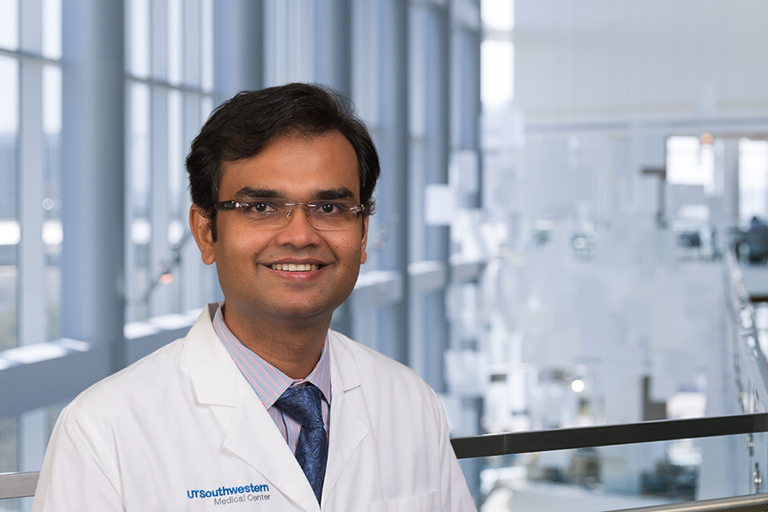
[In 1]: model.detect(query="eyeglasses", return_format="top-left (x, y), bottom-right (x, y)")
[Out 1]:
top-left (214, 198), bottom-right (365, 231)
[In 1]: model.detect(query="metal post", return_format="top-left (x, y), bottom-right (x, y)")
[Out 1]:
top-left (214, 0), bottom-right (264, 102)
top-left (61, 0), bottom-right (125, 373)
top-left (314, 0), bottom-right (352, 97)
top-left (420, 1), bottom-right (451, 392)
top-left (376, 0), bottom-right (409, 364)
top-left (18, 0), bottom-right (46, 348)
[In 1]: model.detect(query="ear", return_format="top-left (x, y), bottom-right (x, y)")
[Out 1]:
top-left (360, 215), bottom-right (369, 265)
top-left (189, 205), bottom-right (216, 265)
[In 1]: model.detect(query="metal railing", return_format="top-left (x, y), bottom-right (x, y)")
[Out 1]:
top-left (451, 412), bottom-right (768, 459)
top-left (0, 472), bottom-right (38, 501)
top-left (618, 493), bottom-right (768, 512)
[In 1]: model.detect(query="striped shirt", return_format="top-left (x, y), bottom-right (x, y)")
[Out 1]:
top-left (212, 305), bottom-right (331, 453)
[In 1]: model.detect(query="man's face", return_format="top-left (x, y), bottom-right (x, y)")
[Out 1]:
top-left (190, 131), bottom-right (368, 326)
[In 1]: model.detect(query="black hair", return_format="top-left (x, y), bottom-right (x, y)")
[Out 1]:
top-left (186, 83), bottom-right (380, 240)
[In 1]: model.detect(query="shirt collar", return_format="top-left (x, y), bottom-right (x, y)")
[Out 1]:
top-left (212, 305), bottom-right (332, 408)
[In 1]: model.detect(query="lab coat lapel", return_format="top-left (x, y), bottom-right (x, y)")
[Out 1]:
top-left (322, 331), bottom-right (369, 505)
top-left (183, 305), bottom-right (320, 512)
top-left (223, 398), bottom-right (320, 511)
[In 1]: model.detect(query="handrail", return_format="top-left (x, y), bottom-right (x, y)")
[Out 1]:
top-left (0, 472), bottom-right (38, 500)
top-left (607, 493), bottom-right (768, 512)
top-left (725, 249), bottom-right (768, 411)
top-left (450, 412), bottom-right (768, 459)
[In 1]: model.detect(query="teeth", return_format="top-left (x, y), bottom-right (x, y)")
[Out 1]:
top-left (271, 263), bottom-right (319, 272)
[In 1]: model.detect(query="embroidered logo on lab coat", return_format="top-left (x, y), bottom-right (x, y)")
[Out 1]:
top-left (187, 483), bottom-right (271, 504)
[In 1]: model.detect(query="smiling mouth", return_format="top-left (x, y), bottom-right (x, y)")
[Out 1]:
top-left (270, 263), bottom-right (320, 272)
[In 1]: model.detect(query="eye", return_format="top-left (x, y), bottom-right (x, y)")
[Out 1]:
top-left (315, 202), bottom-right (344, 215)
top-left (244, 200), bottom-right (280, 214)
top-left (320, 203), bottom-right (338, 213)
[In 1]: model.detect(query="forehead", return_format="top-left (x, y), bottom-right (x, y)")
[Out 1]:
top-left (219, 131), bottom-right (360, 199)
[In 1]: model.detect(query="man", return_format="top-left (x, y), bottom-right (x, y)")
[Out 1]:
top-left (32, 83), bottom-right (476, 511)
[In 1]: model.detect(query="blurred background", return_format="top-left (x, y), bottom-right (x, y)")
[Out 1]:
top-left (4, 0), bottom-right (768, 510)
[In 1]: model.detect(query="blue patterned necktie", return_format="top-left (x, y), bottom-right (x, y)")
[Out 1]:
top-left (275, 384), bottom-right (328, 504)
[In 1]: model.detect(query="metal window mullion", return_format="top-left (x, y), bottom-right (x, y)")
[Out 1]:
top-left (124, 82), bottom-right (138, 322)
top-left (350, 0), bottom-right (380, 124)
top-left (126, 74), bottom-right (209, 95)
top-left (151, 0), bottom-right (169, 81)
top-left (288, 0), bottom-right (313, 83)
top-left (180, 93), bottom-right (206, 311)
top-left (18, 0), bottom-right (49, 479)
top-left (372, 0), bottom-right (410, 364)
top-left (149, 86), bottom-right (171, 316)
top-left (18, 60), bottom-right (46, 348)
top-left (0, 48), bottom-right (58, 64)
top-left (183, 0), bottom-right (202, 88)
top-left (265, 0), bottom-right (285, 86)
top-left (146, 0), bottom-right (169, 318)
top-left (61, 0), bottom-right (126, 371)
top-left (421, 1), bottom-right (451, 391)
top-left (213, 0), bottom-right (264, 102)
top-left (313, 0), bottom-right (351, 96)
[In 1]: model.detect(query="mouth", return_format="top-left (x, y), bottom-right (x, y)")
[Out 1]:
top-left (270, 263), bottom-right (321, 272)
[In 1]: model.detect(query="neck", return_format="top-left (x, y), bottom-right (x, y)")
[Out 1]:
top-left (221, 302), bottom-right (331, 380)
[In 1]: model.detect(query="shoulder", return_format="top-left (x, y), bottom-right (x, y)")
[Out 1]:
top-left (328, 330), bottom-right (424, 381)
top-left (327, 330), bottom-right (441, 408)
top-left (65, 304), bottom-right (220, 418)
top-left (64, 338), bottom-right (186, 419)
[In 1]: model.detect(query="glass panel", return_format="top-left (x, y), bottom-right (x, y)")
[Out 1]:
top-left (481, 40), bottom-right (514, 109)
top-left (201, 95), bottom-right (213, 124)
top-left (0, 57), bottom-right (18, 350)
top-left (200, 0), bottom-right (213, 92)
top-left (129, 0), bottom-right (150, 78)
top-left (739, 138), bottom-right (768, 223)
top-left (167, 90), bottom-right (184, 223)
top-left (0, 57), bottom-right (19, 143)
top-left (0, 0), bottom-right (19, 51)
top-left (462, 433), bottom-right (766, 511)
top-left (666, 136), bottom-right (716, 193)
top-left (42, 0), bottom-right (61, 60)
top-left (128, 82), bottom-right (151, 321)
top-left (43, 65), bottom-right (61, 341)
top-left (168, 0), bottom-right (182, 85)
top-left (481, 0), bottom-right (515, 32)
top-left (0, 415), bottom-right (18, 474)
top-left (130, 82), bottom-right (151, 225)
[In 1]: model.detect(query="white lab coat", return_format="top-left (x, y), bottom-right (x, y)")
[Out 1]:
top-left (32, 304), bottom-right (476, 511)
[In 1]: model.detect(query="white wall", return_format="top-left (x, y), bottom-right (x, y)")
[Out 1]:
top-left (516, 0), bottom-right (768, 124)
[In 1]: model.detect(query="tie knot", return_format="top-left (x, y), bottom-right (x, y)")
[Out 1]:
top-left (275, 384), bottom-right (324, 429)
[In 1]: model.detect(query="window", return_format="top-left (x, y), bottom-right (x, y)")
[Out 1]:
top-left (125, 0), bottom-right (216, 322)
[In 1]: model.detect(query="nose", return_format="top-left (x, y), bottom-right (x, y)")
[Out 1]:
top-left (275, 204), bottom-right (322, 247)
top-left (286, 203), bottom-right (312, 225)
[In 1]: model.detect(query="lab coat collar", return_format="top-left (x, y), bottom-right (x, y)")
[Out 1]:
top-left (322, 331), bottom-right (369, 507)
top-left (184, 303), bottom-right (239, 407)
top-left (183, 305), bottom-right (321, 511)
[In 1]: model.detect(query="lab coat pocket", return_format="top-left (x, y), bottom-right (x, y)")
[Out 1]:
top-left (369, 490), bottom-right (438, 512)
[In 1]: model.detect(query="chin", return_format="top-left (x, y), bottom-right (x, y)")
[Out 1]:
top-left (270, 303), bottom-right (336, 320)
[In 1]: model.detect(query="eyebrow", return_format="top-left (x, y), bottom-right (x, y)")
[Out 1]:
top-left (312, 187), bottom-right (356, 201)
top-left (232, 187), bottom-right (285, 201)
top-left (231, 187), bottom-right (357, 202)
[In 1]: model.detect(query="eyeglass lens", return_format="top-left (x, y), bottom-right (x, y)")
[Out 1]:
top-left (233, 199), bottom-right (361, 231)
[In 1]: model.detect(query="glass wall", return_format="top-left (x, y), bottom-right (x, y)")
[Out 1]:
top-left (125, 0), bottom-right (216, 323)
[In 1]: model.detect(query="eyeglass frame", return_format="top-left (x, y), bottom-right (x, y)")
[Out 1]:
top-left (213, 198), bottom-right (367, 231)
